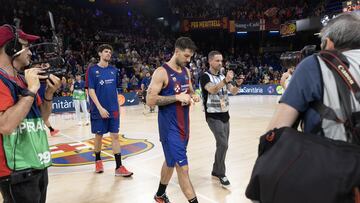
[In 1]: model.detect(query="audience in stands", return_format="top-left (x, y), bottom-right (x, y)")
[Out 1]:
top-left (1, 0), bottom-right (323, 96)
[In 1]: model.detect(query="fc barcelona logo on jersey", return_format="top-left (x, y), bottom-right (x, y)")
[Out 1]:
top-left (174, 83), bottom-right (181, 93)
top-left (172, 77), bottom-right (177, 82)
top-left (50, 134), bottom-right (154, 166)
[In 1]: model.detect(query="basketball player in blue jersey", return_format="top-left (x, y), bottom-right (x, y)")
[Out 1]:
top-left (147, 37), bottom-right (200, 203)
top-left (86, 44), bottom-right (133, 177)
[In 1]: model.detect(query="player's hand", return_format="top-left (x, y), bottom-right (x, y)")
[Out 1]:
top-left (24, 68), bottom-right (48, 94)
top-left (99, 107), bottom-right (110, 118)
top-left (225, 70), bottom-right (234, 83)
top-left (191, 94), bottom-right (200, 103)
top-left (176, 91), bottom-right (191, 105)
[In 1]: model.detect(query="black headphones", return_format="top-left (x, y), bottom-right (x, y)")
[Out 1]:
top-left (3, 24), bottom-right (21, 57)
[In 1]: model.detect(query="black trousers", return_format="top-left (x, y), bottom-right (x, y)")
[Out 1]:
top-left (0, 169), bottom-right (48, 203)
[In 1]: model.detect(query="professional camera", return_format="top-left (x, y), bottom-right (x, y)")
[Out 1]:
top-left (227, 63), bottom-right (244, 78)
top-left (29, 11), bottom-right (67, 79)
top-left (280, 51), bottom-right (301, 69)
top-left (225, 63), bottom-right (246, 87)
top-left (301, 45), bottom-right (317, 57)
top-left (280, 45), bottom-right (317, 69)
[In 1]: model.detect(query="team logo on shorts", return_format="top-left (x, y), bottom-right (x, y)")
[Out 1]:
top-left (50, 135), bottom-right (154, 166)
top-left (99, 80), bottom-right (105, 85)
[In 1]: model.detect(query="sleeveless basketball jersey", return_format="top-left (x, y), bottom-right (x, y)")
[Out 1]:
top-left (158, 64), bottom-right (190, 142)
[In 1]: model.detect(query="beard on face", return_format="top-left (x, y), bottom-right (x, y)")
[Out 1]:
top-left (215, 63), bottom-right (221, 70)
top-left (102, 55), bottom-right (111, 63)
top-left (14, 55), bottom-right (31, 71)
top-left (175, 58), bottom-right (187, 68)
top-left (211, 62), bottom-right (221, 71)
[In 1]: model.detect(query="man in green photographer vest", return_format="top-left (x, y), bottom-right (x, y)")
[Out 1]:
top-left (0, 25), bottom-right (61, 203)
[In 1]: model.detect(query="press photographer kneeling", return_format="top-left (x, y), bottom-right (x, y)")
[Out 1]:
top-left (0, 24), bottom-right (61, 203)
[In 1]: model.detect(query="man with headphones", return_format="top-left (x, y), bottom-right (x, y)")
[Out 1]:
top-left (0, 24), bottom-right (61, 203)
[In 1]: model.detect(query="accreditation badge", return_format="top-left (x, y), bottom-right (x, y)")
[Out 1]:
top-left (220, 97), bottom-right (226, 111)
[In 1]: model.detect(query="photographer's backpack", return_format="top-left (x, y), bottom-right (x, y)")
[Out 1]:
top-left (245, 50), bottom-right (360, 203)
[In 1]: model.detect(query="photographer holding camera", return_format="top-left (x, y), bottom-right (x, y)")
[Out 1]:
top-left (200, 51), bottom-right (242, 188)
top-left (268, 12), bottom-right (360, 140)
top-left (0, 25), bottom-right (61, 203)
top-left (246, 12), bottom-right (360, 203)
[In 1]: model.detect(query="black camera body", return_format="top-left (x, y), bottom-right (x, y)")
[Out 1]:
top-left (227, 63), bottom-right (244, 79)
top-left (30, 42), bottom-right (67, 79)
top-left (280, 45), bottom-right (317, 69)
top-left (42, 57), bottom-right (67, 78)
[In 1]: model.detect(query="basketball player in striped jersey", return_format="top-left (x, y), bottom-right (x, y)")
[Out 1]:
top-left (147, 37), bottom-right (200, 203)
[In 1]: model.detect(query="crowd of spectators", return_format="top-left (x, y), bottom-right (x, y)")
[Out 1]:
top-left (1, 0), bottom-right (176, 94)
top-left (0, 0), bottom-right (312, 97)
top-left (170, 0), bottom-right (326, 23)
top-left (189, 51), bottom-right (283, 89)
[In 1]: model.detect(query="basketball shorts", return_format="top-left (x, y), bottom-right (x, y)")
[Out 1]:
top-left (91, 117), bottom-right (120, 135)
top-left (161, 136), bottom-right (189, 167)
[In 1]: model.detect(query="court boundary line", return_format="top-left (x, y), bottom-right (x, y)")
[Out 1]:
top-left (58, 132), bottom-right (218, 203)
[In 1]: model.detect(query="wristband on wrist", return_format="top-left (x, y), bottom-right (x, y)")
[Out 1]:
top-left (44, 97), bottom-right (53, 102)
top-left (21, 89), bottom-right (36, 99)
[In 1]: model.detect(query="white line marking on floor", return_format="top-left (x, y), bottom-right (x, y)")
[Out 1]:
top-left (57, 132), bottom-right (218, 203)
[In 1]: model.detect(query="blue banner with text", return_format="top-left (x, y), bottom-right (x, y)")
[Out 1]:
top-left (52, 92), bottom-right (139, 113)
top-left (237, 85), bottom-right (284, 95)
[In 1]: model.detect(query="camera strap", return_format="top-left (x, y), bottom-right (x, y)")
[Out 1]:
top-left (310, 50), bottom-right (360, 141)
top-left (0, 68), bottom-right (26, 88)
top-left (319, 50), bottom-right (360, 101)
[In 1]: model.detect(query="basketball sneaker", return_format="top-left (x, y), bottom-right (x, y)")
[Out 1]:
top-left (115, 166), bottom-right (133, 177)
top-left (218, 176), bottom-right (230, 188)
top-left (50, 129), bottom-right (60, 136)
top-left (154, 193), bottom-right (171, 203)
top-left (212, 173), bottom-right (230, 188)
top-left (95, 160), bottom-right (104, 173)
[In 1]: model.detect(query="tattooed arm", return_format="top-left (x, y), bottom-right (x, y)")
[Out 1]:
top-left (146, 67), bottom-right (191, 106)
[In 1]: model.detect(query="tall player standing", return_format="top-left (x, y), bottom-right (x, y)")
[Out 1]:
top-left (86, 44), bottom-right (133, 177)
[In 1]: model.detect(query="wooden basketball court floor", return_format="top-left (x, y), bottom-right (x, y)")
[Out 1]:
top-left (1, 95), bottom-right (279, 203)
